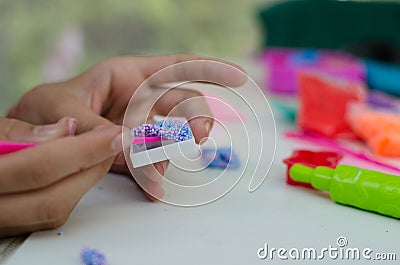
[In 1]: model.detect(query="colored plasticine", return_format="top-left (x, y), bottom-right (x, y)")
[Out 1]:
top-left (298, 72), bottom-right (366, 138)
top-left (260, 48), bottom-right (365, 95)
top-left (130, 119), bottom-right (199, 168)
top-left (284, 131), bottom-right (400, 173)
top-left (347, 104), bottom-right (400, 157)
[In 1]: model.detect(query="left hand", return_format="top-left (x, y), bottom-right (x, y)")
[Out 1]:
top-left (8, 54), bottom-right (247, 200)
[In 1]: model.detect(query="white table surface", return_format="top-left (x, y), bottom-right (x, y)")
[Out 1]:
top-left (4, 75), bottom-right (400, 265)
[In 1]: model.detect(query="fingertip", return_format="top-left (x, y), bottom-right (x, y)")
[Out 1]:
top-left (141, 163), bottom-right (164, 182)
top-left (32, 123), bottom-right (70, 141)
top-left (111, 133), bottom-right (123, 154)
top-left (67, 118), bottom-right (77, 135)
top-left (57, 117), bottom-right (78, 136)
top-left (87, 124), bottom-right (124, 154)
top-left (113, 151), bottom-right (125, 165)
top-left (189, 118), bottom-right (213, 144)
top-left (143, 184), bottom-right (164, 201)
top-left (206, 59), bottom-right (248, 87)
top-left (122, 126), bottom-right (133, 149)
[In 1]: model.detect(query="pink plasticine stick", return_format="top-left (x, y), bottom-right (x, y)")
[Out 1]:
top-left (284, 131), bottom-right (400, 173)
top-left (132, 136), bottom-right (164, 145)
top-left (0, 141), bottom-right (36, 155)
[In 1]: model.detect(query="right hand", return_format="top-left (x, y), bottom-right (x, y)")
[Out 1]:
top-left (0, 117), bottom-right (128, 237)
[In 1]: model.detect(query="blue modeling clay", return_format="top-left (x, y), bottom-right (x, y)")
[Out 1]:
top-left (81, 248), bottom-right (107, 265)
top-left (364, 59), bottom-right (400, 96)
top-left (202, 147), bottom-right (240, 169)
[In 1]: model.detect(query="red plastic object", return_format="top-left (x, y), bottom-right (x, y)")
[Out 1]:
top-left (298, 72), bottom-right (366, 139)
top-left (283, 150), bottom-right (343, 188)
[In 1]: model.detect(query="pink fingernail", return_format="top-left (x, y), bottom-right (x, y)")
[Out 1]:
top-left (34, 123), bottom-right (65, 137)
top-left (112, 133), bottom-right (123, 154)
top-left (67, 118), bottom-right (77, 135)
top-left (204, 121), bottom-right (211, 135)
top-left (154, 162), bottom-right (165, 176)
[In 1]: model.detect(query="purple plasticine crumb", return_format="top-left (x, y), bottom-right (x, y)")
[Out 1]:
top-left (81, 247), bottom-right (107, 265)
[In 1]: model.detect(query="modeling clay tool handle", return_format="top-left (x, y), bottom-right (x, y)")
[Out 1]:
top-left (0, 141), bottom-right (36, 155)
top-left (290, 163), bottom-right (400, 218)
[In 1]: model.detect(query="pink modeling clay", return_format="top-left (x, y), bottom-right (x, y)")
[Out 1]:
top-left (284, 131), bottom-right (400, 173)
top-left (203, 92), bottom-right (245, 122)
top-left (260, 48), bottom-right (365, 94)
top-left (132, 136), bottom-right (163, 145)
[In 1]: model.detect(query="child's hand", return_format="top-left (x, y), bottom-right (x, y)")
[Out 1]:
top-left (8, 54), bottom-right (247, 200)
top-left (0, 118), bottom-right (126, 237)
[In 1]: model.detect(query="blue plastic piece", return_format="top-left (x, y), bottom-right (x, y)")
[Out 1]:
top-left (202, 147), bottom-right (240, 169)
top-left (290, 49), bottom-right (320, 65)
top-left (271, 100), bottom-right (297, 122)
top-left (364, 59), bottom-right (400, 96)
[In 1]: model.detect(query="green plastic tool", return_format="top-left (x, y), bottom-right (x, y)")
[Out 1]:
top-left (290, 164), bottom-right (400, 218)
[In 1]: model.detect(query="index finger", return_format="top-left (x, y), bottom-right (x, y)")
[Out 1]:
top-left (93, 55), bottom-right (247, 101)
top-left (0, 125), bottom-right (129, 194)
top-left (134, 54), bottom-right (248, 87)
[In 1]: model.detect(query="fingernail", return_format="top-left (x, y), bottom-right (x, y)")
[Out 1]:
top-left (163, 160), bottom-right (169, 172)
top-left (113, 151), bottom-right (125, 165)
top-left (154, 162), bottom-right (166, 176)
top-left (122, 126), bottom-right (132, 148)
top-left (144, 191), bottom-right (158, 202)
top-left (204, 121), bottom-right (211, 135)
top-left (34, 123), bottom-right (65, 137)
top-left (112, 133), bottom-right (123, 154)
top-left (67, 118), bottom-right (77, 135)
top-left (56, 117), bottom-right (77, 135)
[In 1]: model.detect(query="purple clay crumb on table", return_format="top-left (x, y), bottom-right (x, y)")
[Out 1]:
top-left (81, 247), bottom-right (107, 265)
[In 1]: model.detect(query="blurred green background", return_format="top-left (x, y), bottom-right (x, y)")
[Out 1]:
top-left (0, 0), bottom-right (273, 115)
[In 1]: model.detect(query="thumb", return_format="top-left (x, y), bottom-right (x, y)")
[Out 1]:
top-left (0, 117), bottom-right (76, 143)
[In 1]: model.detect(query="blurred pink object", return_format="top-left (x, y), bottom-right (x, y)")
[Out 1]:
top-left (284, 131), bottom-right (400, 173)
top-left (42, 26), bottom-right (85, 82)
top-left (0, 141), bottom-right (36, 155)
top-left (260, 47), bottom-right (366, 94)
top-left (204, 92), bottom-right (245, 122)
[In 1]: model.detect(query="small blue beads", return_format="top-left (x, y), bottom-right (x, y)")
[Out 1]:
top-left (81, 247), bottom-right (107, 265)
top-left (155, 119), bottom-right (193, 141)
top-left (131, 119), bottom-right (193, 142)
top-left (202, 147), bottom-right (240, 169)
top-left (131, 123), bottom-right (159, 137)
